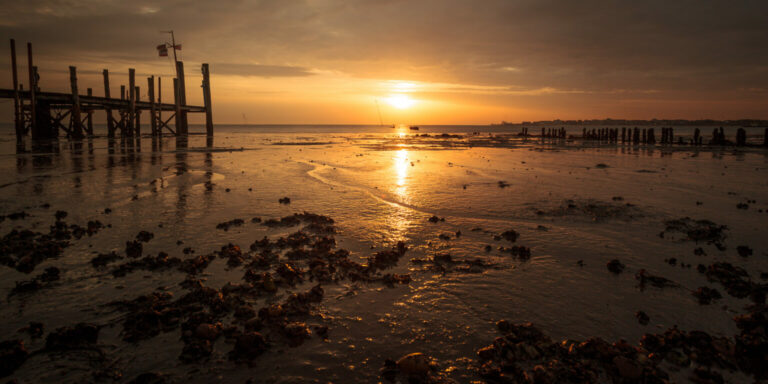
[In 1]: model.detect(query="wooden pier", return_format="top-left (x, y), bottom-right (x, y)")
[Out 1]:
top-left (2, 39), bottom-right (213, 142)
top-left (531, 125), bottom-right (767, 147)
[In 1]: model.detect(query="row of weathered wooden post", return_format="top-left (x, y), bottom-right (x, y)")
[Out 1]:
top-left (7, 39), bottom-right (213, 142)
top-left (555, 126), bottom-right (767, 147)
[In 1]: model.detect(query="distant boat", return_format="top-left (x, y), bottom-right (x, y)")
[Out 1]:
top-left (410, 126), bottom-right (420, 130)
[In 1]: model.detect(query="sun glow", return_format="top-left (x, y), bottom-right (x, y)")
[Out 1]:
top-left (385, 94), bottom-right (416, 109)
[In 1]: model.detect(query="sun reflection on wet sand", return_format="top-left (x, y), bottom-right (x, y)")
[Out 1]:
top-left (377, 147), bottom-right (416, 244)
top-left (394, 147), bottom-right (409, 188)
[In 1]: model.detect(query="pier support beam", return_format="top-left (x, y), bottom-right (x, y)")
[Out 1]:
top-left (86, 88), bottom-right (93, 136)
top-left (103, 70), bottom-right (115, 138)
top-left (173, 78), bottom-right (183, 136)
top-left (736, 128), bottom-right (746, 146)
top-left (157, 77), bottom-right (162, 134)
top-left (202, 63), bottom-right (213, 137)
top-left (148, 76), bottom-right (157, 136)
top-left (69, 66), bottom-right (84, 139)
top-left (764, 128), bottom-right (768, 147)
top-left (175, 61), bottom-right (188, 135)
top-left (128, 68), bottom-right (135, 137)
top-left (10, 39), bottom-right (22, 142)
top-left (27, 43), bottom-right (36, 136)
top-left (135, 86), bottom-right (141, 137)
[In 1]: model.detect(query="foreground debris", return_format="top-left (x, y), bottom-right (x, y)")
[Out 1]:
top-left (474, 310), bottom-right (768, 383)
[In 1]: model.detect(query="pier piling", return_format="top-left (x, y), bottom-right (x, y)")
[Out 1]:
top-left (86, 88), bottom-right (93, 136)
top-left (69, 66), bottom-right (84, 139)
top-left (27, 43), bottom-right (36, 135)
top-left (135, 86), bottom-right (141, 137)
top-left (128, 68), bottom-right (136, 137)
top-left (10, 39), bottom-right (21, 142)
top-left (103, 70), bottom-right (115, 138)
top-left (202, 63), bottom-right (213, 137)
top-left (176, 61), bottom-right (188, 135)
top-left (736, 128), bottom-right (746, 146)
top-left (148, 76), bottom-right (157, 136)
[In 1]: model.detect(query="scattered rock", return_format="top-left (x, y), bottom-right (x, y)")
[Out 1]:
top-left (127, 372), bottom-right (166, 384)
top-left (737, 245), bottom-right (753, 258)
top-left (607, 259), bottom-right (625, 274)
top-left (427, 215), bottom-right (444, 223)
top-left (229, 332), bottom-right (268, 362)
top-left (693, 287), bottom-right (722, 305)
top-left (396, 352), bottom-right (433, 376)
top-left (216, 219), bottom-right (245, 231)
top-left (17, 322), bottom-right (44, 338)
top-left (500, 229), bottom-right (519, 242)
top-left (126, 240), bottom-right (143, 258)
top-left (635, 311), bottom-right (650, 325)
top-left (636, 269), bottom-right (678, 289)
top-left (91, 251), bottom-right (122, 268)
top-left (136, 231), bottom-right (154, 242)
top-left (45, 323), bottom-right (99, 350)
top-left (661, 217), bottom-right (728, 248)
top-left (0, 340), bottom-right (28, 378)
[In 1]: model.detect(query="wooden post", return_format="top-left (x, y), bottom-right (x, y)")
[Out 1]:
top-left (10, 39), bottom-right (22, 141)
top-left (157, 77), bottom-right (162, 134)
top-left (69, 66), bottom-right (84, 139)
top-left (148, 76), bottom-right (157, 136)
top-left (86, 88), bottom-right (94, 136)
top-left (764, 128), bottom-right (768, 147)
top-left (103, 69), bottom-right (115, 138)
top-left (201, 63), bottom-right (213, 137)
top-left (173, 78), bottom-right (182, 135)
top-left (135, 86), bottom-right (141, 137)
top-left (736, 128), bottom-right (746, 146)
top-left (120, 85), bottom-right (125, 100)
top-left (175, 61), bottom-right (188, 134)
top-left (27, 42), bottom-right (36, 135)
top-left (128, 68), bottom-right (136, 137)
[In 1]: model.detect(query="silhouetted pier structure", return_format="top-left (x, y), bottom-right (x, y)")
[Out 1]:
top-left (2, 39), bottom-right (214, 142)
top-left (528, 125), bottom-right (767, 147)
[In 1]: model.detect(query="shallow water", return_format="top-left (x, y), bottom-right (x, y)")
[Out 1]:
top-left (1, 126), bottom-right (767, 383)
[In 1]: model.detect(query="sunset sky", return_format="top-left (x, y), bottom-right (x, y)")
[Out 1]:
top-left (1, 0), bottom-right (767, 124)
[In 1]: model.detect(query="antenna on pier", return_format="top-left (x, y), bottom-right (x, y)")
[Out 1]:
top-left (159, 30), bottom-right (181, 63)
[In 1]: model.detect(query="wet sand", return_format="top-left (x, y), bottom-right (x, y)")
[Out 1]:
top-left (1, 127), bottom-right (767, 383)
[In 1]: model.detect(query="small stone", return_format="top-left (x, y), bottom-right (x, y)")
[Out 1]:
top-left (736, 245), bottom-right (753, 257)
top-left (396, 352), bottom-right (432, 376)
top-left (194, 323), bottom-right (220, 341)
top-left (613, 356), bottom-right (642, 379)
top-left (0, 339), bottom-right (29, 377)
top-left (635, 311), bottom-right (650, 325)
top-left (607, 259), bottom-right (625, 274)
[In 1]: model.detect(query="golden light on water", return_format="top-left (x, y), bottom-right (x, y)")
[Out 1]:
top-left (394, 148), bottom-right (409, 187)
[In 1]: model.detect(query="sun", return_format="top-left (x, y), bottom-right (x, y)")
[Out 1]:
top-left (385, 94), bottom-right (416, 109)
